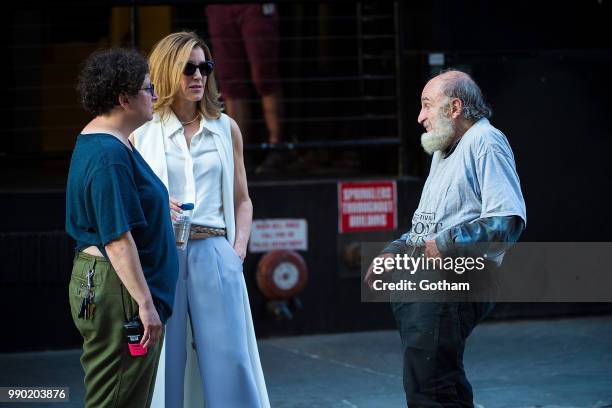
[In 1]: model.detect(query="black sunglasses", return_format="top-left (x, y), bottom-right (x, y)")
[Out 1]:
top-left (183, 61), bottom-right (214, 76)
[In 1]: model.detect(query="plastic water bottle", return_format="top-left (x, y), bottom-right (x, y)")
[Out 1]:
top-left (173, 203), bottom-right (194, 251)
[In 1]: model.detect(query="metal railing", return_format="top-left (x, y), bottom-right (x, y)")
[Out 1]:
top-left (3, 1), bottom-right (404, 181)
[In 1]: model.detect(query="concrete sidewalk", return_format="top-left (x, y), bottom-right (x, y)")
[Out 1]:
top-left (1, 316), bottom-right (611, 407)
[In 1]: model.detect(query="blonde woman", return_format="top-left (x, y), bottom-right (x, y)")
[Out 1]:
top-left (131, 32), bottom-right (269, 408)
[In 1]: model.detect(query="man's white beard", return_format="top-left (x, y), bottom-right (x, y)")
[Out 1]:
top-left (420, 111), bottom-right (455, 155)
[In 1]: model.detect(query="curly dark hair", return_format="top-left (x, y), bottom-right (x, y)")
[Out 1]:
top-left (77, 48), bottom-right (149, 116)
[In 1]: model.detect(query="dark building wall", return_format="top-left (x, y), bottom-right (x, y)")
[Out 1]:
top-left (399, 0), bottom-right (612, 242)
top-left (2, 1), bottom-right (612, 352)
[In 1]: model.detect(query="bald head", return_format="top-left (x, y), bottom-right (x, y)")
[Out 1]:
top-left (418, 70), bottom-right (492, 154)
top-left (437, 70), bottom-right (472, 83)
top-left (428, 70), bottom-right (492, 121)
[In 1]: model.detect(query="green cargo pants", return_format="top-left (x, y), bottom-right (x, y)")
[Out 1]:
top-left (69, 252), bottom-right (163, 408)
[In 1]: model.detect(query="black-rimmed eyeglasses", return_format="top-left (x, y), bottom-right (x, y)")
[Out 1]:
top-left (183, 61), bottom-right (214, 76)
top-left (140, 84), bottom-right (155, 97)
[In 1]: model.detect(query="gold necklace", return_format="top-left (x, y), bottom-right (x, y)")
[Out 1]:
top-left (180, 113), bottom-right (200, 126)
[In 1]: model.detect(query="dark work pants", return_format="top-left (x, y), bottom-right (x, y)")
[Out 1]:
top-left (391, 302), bottom-right (494, 408)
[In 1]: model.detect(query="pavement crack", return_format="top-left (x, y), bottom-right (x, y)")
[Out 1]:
top-left (263, 343), bottom-right (401, 380)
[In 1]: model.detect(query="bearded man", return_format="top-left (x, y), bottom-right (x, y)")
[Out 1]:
top-left (366, 70), bottom-right (526, 407)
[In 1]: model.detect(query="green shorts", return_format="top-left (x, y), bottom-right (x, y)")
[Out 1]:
top-left (69, 252), bottom-right (163, 408)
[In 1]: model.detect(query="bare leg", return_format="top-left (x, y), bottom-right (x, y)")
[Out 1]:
top-left (262, 91), bottom-right (282, 144)
top-left (224, 98), bottom-right (251, 143)
top-left (256, 90), bottom-right (288, 174)
top-left (225, 97), bottom-right (254, 173)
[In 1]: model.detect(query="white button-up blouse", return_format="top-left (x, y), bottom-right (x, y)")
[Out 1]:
top-left (164, 113), bottom-right (225, 229)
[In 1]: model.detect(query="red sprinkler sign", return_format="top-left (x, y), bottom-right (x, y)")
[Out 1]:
top-left (338, 181), bottom-right (397, 233)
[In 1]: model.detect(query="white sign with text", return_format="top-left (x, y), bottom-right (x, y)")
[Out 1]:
top-left (249, 219), bottom-right (308, 253)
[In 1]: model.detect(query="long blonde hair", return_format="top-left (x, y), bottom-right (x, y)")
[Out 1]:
top-left (148, 31), bottom-right (222, 119)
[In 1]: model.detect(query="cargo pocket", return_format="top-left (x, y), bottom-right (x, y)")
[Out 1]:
top-left (119, 284), bottom-right (139, 322)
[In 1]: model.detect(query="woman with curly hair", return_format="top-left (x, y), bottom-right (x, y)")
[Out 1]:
top-left (131, 32), bottom-right (269, 408)
top-left (66, 48), bottom-right (179, 407)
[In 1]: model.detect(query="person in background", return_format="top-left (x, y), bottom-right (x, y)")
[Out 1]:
top-left (206, 3), bottom-right (285, 174)
top-left (131, 31), bottom-right (269, 408)
top-left (66, 48), bottom-right (179, 408)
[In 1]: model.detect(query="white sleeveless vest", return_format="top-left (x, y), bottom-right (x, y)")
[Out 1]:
top-left (131, 111), bottom-right (255, 408)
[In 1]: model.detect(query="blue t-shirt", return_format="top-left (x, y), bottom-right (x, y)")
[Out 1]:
top-left (65, 133), bottom-right (178, 323)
